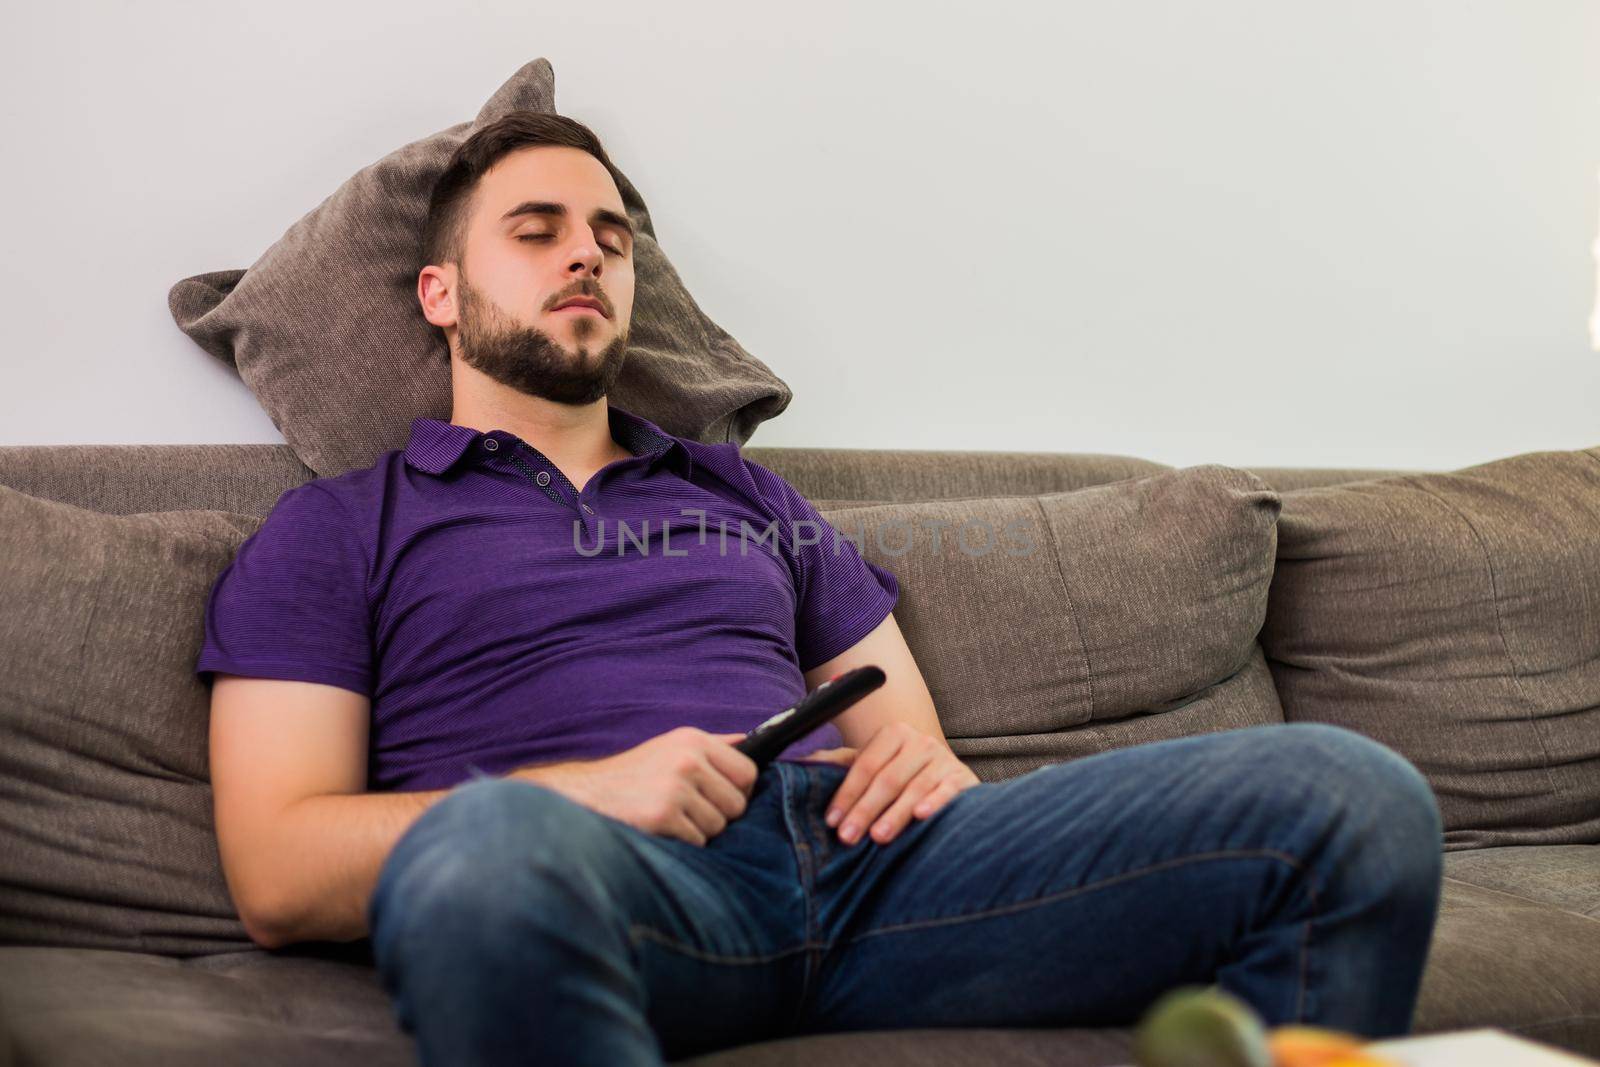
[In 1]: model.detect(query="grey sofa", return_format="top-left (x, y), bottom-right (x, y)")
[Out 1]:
top-left (1, 439), bottom-right (1597, 1066)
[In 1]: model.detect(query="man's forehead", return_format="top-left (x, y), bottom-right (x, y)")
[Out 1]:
top-left (490, 193), bottom-right (628, 219)
top-left (481, 149), bottom-right (622, 212)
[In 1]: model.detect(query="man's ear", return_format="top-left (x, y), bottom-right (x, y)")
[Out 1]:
top-left (418, 264), bottom-right (459, 330)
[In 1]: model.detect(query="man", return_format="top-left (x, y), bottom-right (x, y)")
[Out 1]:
top-left (197, 112), bottom-right (1445, 1066)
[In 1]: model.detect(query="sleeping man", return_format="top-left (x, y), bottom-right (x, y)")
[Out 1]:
top-left (197, 110), bottom-right (1445, 1066)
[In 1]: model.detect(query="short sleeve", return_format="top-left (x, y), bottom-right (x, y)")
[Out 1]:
top-left (194, 483), bottom-right (374, 697)
top-left (746, 463), bottom-right (899, 673)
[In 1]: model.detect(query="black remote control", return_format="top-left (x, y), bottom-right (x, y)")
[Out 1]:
top-left (735, 666), bottom-right (886, 769)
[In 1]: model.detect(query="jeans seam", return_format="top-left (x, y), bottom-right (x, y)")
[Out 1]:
top-left (1299, 901), bottom-right (1313, 1023)
top-left (623, 767), bottom-right (823, 970)
top-left (805, 781), bottom-right (831, 871)
top-left (802, 770), bottom-right (836, 1013)
top-left (835, 847), bottom-right (1322, 1024)
top-left (779, 766), bottom-right (820, 1024)
top-left (627, 925), bottom-right (822, 965)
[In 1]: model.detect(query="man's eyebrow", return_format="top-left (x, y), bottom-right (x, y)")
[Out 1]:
top-left (499, 200), bottom-right (634, 241)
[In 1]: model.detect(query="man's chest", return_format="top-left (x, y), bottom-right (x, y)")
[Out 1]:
top-left (367, 494), bottom-right (802, 674)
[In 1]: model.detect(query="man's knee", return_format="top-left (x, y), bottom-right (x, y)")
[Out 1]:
top-left (369, 777), bottom-right (620, 953)
top-left (1280, 723), bottom-right (1439, 825)
top-left (389, 775), bottom-right (589, 869)
top-left (1268, 723), bottom-right (1443, 891)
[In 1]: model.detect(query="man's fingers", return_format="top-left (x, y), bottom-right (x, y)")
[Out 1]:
top-left (693, 758), bottom-right (750, 821)
top-left (823, 729), bottom-right (905, 835)
top-left (911, 776), bottom-right (962, 818)
top-left (705, 735), bottom-right (759, 794)
top-left (680, 783), bottom-right (729, 842)
top-left (833, 744), bottom-right (933, 846)
top-left (865, 761), bottom-right (951, 844)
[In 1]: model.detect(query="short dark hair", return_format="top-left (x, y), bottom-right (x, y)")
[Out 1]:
top-left (420, 111), bottom-right (628, 270)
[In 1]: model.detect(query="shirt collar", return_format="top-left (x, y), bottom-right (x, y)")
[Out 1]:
top-left (403, 404), bottom-right (694, 481)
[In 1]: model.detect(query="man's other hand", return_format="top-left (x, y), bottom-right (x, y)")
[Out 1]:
top-left (811, 722), bottom-right (980, 846)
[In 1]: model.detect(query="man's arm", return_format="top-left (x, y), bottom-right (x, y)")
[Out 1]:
top-left (803, 612), bottom-right (948, 751)
top-left (208, 674), bottom-right (588, 950)
top-left (801, 612), bottom-right (981, 845)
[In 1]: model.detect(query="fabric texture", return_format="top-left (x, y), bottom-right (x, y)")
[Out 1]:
top-left (166, 57), bottom-right (792, 479)
top-left (0, 484), bottom-right (258, 954)
top-left (195, 406), bottom-right (899, 792)
top-left (1260, 446), bottom-right (1600, 851)
top-left (816, 464), bottom-right (1286, 781)
top-left (746, 448), bottom-right (1174, 503)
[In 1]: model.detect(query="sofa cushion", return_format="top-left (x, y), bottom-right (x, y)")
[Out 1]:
top-left (167, 56), bottom-right (792, 480)
top-left (1260, 447), bottom-right (1600, 850)
top-left (0, 946), bottom-right (1150, 1067)
top-left (819, 465), bottom-right (1284, 781)
top-left (747, 447), bottom-right (1172, 504)
top-left (1442, 844), bottom-right (1600, 920)
top-left (0, 945), bottom-right (412, 1067)
top-left (1410, 876), bottom-right (1600, 1053)
top-left (0, 484), bottom-right (261, 954)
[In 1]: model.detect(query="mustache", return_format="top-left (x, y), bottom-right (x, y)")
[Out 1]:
top-left (548, 284), bottom-right (611, 315)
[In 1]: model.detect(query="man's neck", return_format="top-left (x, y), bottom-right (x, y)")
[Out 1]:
top-left (451, 393), bottom-right (631, 486)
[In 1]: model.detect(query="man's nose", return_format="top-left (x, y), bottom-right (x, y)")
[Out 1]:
top-left (565, 235), bottom-right (605, 273)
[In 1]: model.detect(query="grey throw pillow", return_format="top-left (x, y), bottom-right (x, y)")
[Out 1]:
top-left (168, 57), bottom-right (792, 479)
top-left (1260, 447), bottom-right (1600, 851)
top-left (820, 465), bottom-right (1286, 782)
top-left (0, 484), bottom-right (263, 954)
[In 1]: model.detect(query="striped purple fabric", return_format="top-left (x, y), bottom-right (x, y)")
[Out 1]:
top-left (195, 404), bottom-right (899, 792)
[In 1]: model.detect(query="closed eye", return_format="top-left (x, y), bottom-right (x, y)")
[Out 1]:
top-left (518, 234), bottom-right (626, 257)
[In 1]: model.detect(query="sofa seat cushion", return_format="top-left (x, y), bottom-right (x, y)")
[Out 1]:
top-left (0, 945), bottom-right (413, 1067)
top-left (0, 946), bottom-right (1145, 1067)
top-left (1261, 446), bottom-right (1600, 850)
top-left (818, 464), bottom-right (1285, 781)
top-left (1442, 844), bottom-right (1600, 920)
top-left (678, 1027), bottom-right (1140, 1066)
top-left (1415, 870), bottom-right (1600, 1056)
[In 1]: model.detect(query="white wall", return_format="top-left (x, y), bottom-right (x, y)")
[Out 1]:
top-left (2, 0), bottom-right (1596, 470)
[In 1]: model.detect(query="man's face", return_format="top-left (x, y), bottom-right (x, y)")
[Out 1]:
top-left (447, 145), bottom-right (637, 405)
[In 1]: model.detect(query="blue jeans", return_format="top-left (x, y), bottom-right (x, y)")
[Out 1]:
top-left (367, 722), bottom-right (1444, 1065)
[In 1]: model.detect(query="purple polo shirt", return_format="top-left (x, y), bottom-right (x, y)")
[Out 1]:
top-left (195, 404), bottom-right (899, 792)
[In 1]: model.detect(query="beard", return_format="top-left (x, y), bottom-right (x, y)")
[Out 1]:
top-left (454, 272), bottom-right (629, 406)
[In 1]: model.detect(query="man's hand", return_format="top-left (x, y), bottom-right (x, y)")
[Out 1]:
top-left (516, 727), bottom-right (758, 847)
top-left (805, 721), bottom-right (980, 846)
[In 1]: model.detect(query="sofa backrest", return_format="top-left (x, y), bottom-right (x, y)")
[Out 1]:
top-left (0, 442), bottom-right (1421, 516)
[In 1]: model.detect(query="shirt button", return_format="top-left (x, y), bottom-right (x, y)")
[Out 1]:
top-left (536, 470), bottom-right (551, 486)
top-left (482, 438), bottom-right (499, 452)
top-left (582, 503), bottom-right (594, 513)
